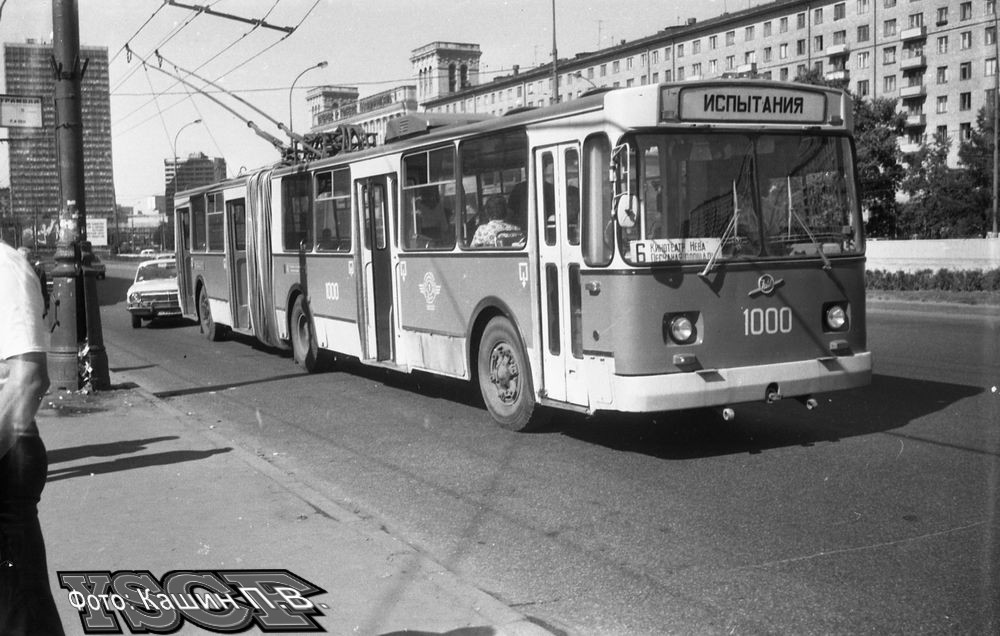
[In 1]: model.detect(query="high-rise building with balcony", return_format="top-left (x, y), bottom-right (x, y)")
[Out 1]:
top-left (3, 39), bottom-right (114, 242)
top-left (419, 0), bottom-right (999, 167)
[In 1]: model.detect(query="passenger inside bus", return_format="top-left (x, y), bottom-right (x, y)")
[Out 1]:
top-left (471, 194), bottom-right (523, 247)
top-left (415, 186), bottom-right (449, 241)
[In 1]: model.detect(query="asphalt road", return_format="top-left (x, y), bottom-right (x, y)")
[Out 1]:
top-left (93, 262), bottom-right (999, 635)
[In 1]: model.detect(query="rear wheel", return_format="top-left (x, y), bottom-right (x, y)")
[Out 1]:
top-left (198, 286), bottom-right (224, 341)
top-left (290, 295), bottom-right (322, 373)
top-left (477, 316), bottom-right (549, 431)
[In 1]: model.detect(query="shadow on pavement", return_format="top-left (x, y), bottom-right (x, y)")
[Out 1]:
top-left (47, 436), bottom-right (180, 464)
top-left (47, 447), bottom-right (232, 483)
top-left (546, 373), bottom-right (984, 460)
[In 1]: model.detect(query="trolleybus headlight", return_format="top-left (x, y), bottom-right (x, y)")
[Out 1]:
top-left (667, 314), bottom-right (696, 345)
top-left (824, 304), bottom-right (848, 331)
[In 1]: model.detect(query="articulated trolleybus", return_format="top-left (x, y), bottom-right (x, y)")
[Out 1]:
top-left (174, 79), bottom-right (871, 431)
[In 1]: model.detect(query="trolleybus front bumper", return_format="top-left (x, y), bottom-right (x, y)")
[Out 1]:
top-left (600, 352), bottom-right (872, 413)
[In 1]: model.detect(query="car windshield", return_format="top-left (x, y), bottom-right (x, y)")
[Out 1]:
top-left (619, 132), bottom-right (862, 265)
top-left (135, 261), bottom-right (177, 282)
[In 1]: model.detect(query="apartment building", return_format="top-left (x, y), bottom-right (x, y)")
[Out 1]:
top-left (419, 0), bottom-right (999, 166)
top-left (4, 40), bottom-right (115, 232)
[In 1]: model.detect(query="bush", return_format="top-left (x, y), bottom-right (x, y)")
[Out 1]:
top-left (866, 268), bottom-right (1000, 292)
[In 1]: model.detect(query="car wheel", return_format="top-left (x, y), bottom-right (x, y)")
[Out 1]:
top-left (131, 314), bottom-right (141, 329)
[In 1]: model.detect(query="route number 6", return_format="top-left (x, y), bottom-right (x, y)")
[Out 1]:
top-left (743, 307), bottom-right (792, 336)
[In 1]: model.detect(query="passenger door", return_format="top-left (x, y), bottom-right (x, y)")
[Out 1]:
top-left (535, 144), bottom-right (588, 407)
top-left (226, 198), bottom-right (249, 329)
top-left (357, 174), bottom-right (396, 362)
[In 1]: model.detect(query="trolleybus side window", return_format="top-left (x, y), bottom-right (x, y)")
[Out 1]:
top-left (282, 172), bottom-right (313, 251)
top-left (460, 130), bottom-right (528, 249)
top-left (192, 195), bottom-right (207, 252)
top-left (207, 193), bottom-right (224, 252)
top-left (315, 167), bottom-right (352, 252)
top-left (582, 134), bottom-right (613, 267)
top-left (402, 147), bottom-right (456, 250)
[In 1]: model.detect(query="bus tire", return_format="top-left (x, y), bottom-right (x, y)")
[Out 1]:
top-left (198, 287), bottom-right (224, 341)
top-left (477, 316), bottom-right (549, 432)
top-left (290, 295), bottom-right (321, 373)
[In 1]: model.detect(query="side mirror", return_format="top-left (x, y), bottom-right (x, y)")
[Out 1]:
top-left (614, 194), bottom-right (638, 228)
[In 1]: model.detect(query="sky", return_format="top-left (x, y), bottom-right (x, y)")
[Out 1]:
top-left (0, 0), bottom-right (735, 208)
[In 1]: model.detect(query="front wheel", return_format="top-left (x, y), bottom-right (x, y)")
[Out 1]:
top-left (131, 314), bottom-right (141, 329)
top-left (290, 295), bottom-right (322, 373)
top-left (477, 316), bottom-right (549, 432)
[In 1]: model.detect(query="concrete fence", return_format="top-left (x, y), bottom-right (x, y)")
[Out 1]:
top-left (866, 238), bottom-right (1000, 272)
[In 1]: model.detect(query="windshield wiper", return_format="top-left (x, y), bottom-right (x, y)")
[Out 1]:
top-left (699, 180), bottom-right (739, 279)
top-left (785, 177), bottom-right (832, 271)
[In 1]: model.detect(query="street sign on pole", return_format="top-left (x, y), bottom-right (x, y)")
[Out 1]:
top-left (0, 95), bottom-right (43, 127)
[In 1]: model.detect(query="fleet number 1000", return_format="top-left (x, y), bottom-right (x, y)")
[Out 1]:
top-left (743, 307), bottom-right (793, 336)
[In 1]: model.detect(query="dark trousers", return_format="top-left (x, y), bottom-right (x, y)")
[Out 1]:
top-left (0, 434), bottom-right (64, 635)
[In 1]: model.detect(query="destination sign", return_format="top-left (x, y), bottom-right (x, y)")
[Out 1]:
top-left (0, 94), bottom-right (43, 128)
top-left (674, 86), bottom-right (827, 124)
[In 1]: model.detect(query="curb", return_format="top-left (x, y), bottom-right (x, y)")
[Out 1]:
top-left (122, 380), bottom-right (559, 636)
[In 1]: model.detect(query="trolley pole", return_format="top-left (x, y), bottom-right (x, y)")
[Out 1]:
top-left (49, 0), bottom-right (109, 390)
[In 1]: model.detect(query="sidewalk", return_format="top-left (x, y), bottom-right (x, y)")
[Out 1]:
top-left (36, 378), bottom-right (553, 635)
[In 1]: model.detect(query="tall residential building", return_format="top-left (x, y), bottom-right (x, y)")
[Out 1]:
top-left (164, 152), bottom-right (227, 210)
top-left (419, 0), bottom-right (1000, 167)
top-left (4, 39), bottom-right (114, 241)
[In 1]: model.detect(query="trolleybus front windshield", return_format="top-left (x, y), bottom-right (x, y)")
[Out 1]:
top-left (620, 132), bottom-right (861, 265)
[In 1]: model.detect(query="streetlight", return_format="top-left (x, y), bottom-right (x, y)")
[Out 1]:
top-left (172, 118), bottom-right (202, 164)
top-left (288, 61), bottom-right (328, 138)
top-left (169, 118), bottom-right (200, 250)
top-left (575, 71), bottom-right (598, 91)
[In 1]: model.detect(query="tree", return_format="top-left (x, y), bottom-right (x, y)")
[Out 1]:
top-left (794, 69), bottom-right (906, 238)
top-left (853, 96), bottom-right (906, 237)
top-left (957, 104), bottom-right (997, 235)
top-left (900, 130), bottom-right (985, 237)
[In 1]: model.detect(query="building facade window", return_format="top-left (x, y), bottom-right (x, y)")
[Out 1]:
top-left (857, 51), bottom-right (870, 68)
top-left (797, 12), bottom-right (806, 29)
top-left (884, 74), bottom-right (897, 92)
top-left (814, 8), bottom-right (824, 24)
top-left (884, 46), bottom-right (897, 64)
top-left (857, 79), bottom-right (870, 96)
top-left (960, 2), bottom-right (972, 21)
top-left (960, 122), bottom-right (972, 140)
top-left (961, 61), bottom-right (972, 80)
top-left (834, 3), bottom-right (846, 20)
top-left (885, 19), bottom-right (897, 37)
top-left (937, 36), bottom-right (948, 54)
top-left (709, 35), bottom-right (718, 49)
top-left (936, 66), bottom-right (948, 84)
top-left (908, 13), bottom-right (923, 29)
top-left (764, 21), bottom-right (772, 37)
top-left (961, 31), bottom-right (972, 49)
top-left (726, 30), bottom-right (735, 46)
top-left (746, 26), bottom-right (755, 41)
top-left (764, 47), bottom-right (773, 63)
top-left (780, 16), bottom-right (789, 33)
top-left (797, 39), bottom-right (807, 55)
top-left (857, 0), bottom-right (870, 14)
top-left (780, 43), bottom-right (788, 59)
top-left (936, 7), bottom-right (948, 25)
top-left (960, 92), bottom-right (972, 110)
top-left (858, 24), bottom-right (870, 41)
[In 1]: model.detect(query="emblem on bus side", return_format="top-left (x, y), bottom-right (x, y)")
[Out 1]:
top-left (419, 271), bottom-right (441, 310)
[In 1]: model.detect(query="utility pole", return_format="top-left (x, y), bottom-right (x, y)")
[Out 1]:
top-left (551, 0), bottom-right (559, 104)
top-left (50, 0), bottom-right (109, 390)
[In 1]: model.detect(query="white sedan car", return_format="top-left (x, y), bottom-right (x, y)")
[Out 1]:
top-left (127, 258), bottom-right (181, 328)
